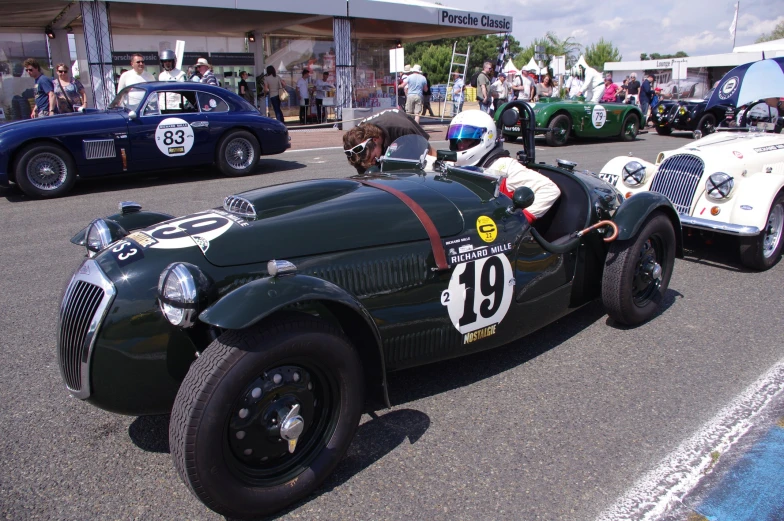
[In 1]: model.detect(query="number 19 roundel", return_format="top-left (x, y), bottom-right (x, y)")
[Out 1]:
top-left (441, 254), bottom-right (514, 337)
top-left (155, 117), bottom-right (195, 157)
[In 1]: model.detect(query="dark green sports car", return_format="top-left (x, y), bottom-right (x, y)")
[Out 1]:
top-left (57, 101), bottom-right (681, 519)
top-left (496, 97), bottom-right (644, 146)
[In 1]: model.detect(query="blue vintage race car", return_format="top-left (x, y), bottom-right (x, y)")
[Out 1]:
top-left (0, 82), bottom-right (289, 198)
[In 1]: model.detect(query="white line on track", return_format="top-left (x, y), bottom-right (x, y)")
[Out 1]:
top-left (595, 358), bottom-right (784, 521)
top-left (285, 140), bottom-right (450, 154)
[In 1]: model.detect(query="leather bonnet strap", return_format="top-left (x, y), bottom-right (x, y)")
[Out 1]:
top-left (356, 179), bottom-right (448, 271)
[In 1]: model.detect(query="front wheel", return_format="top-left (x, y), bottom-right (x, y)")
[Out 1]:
top-left (739, 193), bottom-right (784, 271)
top-left (655, 125), bottom-right (672, 136)
top-left (14, 143), bottom-right (76, 198)
top-left (602, 213), bottom-right (676, 325)
top-left (696, 113), bottom-right (716, 135)
top-left (170, 314), bottom-right (364, 519)
top-left (545, 114), bottom-right (570, 146)
top-left (620, 113), bottom-right (639, 142)
top-left (217, 130), bottom-right (260, 177)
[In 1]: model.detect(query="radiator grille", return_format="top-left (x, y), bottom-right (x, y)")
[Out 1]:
top-left (57, 260), bottom-right (116, 398)
top-left (83, 139), bottom-right (116, 160)
top-left (650, 154), bottom-right (705, 214)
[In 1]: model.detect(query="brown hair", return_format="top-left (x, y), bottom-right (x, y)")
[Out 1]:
top-left (130, 53), bottom-right (144, 64)
top-left (23, 58), bottom-right (40, 71)
top-left (343, 123), bottom-right (386, 174)
top-left (55, 63), bottom-right (69, 74)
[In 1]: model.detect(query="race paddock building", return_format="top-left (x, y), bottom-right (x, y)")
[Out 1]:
top-left (0, 0), bottom-right (512, 122)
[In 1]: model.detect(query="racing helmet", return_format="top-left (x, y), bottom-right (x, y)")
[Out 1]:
top-left (160, 49), bottom-right (176, 71)
top-left (447, 110), bottom-right (498, 166)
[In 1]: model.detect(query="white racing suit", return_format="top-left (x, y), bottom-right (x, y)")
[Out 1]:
top-left (581, 66), bottom-right (605, 103)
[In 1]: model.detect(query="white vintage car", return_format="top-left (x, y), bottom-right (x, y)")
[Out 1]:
top-left (600, 117), bottom-right (784, 270)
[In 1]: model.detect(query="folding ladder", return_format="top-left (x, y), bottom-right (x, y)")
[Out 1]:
top-left (442, 41), bottom-right (470, 121)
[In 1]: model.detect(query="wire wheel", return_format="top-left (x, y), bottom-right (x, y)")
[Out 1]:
top-left (224, 137), bottom-right (256, 171)
top-left (26, 152), bottom-right (68, 191)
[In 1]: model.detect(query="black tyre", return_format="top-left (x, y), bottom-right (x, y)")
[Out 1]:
top-left (545, 114), bottom-right (570, 147)
top-left (602, 213), bottom-right (676, 325)
top-left (620, 113), bottom-right (639, 142)
top-left (655, 125), bottom-right (672, 136)
top-left (217, 130), bottom-right (260, 177)
top-left (14, 143), bottom-right (76, 198)
top-left (696, 113), bottom-right (716, 135)
top-left (170, 314), bottom-right (364, 519)
top-left (739, 193), bottom-right (784, 271)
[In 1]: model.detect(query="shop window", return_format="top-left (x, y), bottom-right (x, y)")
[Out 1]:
top-left (197, 92), bottom-right (228, 113)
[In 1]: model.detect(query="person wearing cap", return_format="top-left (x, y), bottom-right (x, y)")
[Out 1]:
top-left (490, 72), bottom-right (509, 112)
top-left (397, 64), bottom-right (410, 108)
top-left (194, 58), bottom-right (218, 86)
top-left (403, 64), bottom-right (427, 124)
top-left (512, 68), bottom-right (534, 103)
top-left (451, 71), bottom-right (465, 115)
top-left (158, 50), bottom-right (186, 82)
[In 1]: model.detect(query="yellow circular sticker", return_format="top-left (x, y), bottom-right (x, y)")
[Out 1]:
top-left (476, 216), bottom-right (497, 243)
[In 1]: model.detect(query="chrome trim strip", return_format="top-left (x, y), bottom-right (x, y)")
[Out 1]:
top-left (191, 121), bottom-right (209, 128)
top-left (223, 195), bottom-right (257, 219)
top-left (57, 259), bottom-right (116, 399)
top-left (680, 215), bottom-right (760, 236)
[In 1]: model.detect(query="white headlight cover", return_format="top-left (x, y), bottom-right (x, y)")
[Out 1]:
top-left (158, 263), bottom-right (199, 327)
top-left (622, 161), bottom-right (646, 187)
top-left (86, 219), bottom-right (112, 253)
top-left (706, 172), bottom-right (734, 200)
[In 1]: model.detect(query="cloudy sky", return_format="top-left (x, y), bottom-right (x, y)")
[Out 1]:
top-left (439, 0), bottom-right (784, 60)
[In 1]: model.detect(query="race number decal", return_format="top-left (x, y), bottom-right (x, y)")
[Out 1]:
top-left (441, 254), bottom-right (515, 342)
top-left (591, 105), bottom-right (607, 129)
top-left (145, 213), bottom-right (233, 249)
top-left (155, 117), bottom-right (195, 157)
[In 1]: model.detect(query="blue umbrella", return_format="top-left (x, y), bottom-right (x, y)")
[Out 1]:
top-left (705, 57), bottom-right (784, 110)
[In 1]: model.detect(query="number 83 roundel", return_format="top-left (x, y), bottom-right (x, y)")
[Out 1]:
top-left (155, 117), bottom-right (195, 157)
top-left (441, 254), bottom-right (515, 336)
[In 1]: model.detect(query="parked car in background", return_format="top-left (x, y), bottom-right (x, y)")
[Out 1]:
top-left (496, 97), bottom-right (643, 146)
top-left (652, 88), bottom-right (733, 137)
top-left (0, 82), bottom-right (289, 198)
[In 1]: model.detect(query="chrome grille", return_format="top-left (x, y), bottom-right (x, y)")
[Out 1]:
top-left (57, 260), bottom-right (116, 398)
top-left (223, 195), bottom-right (257, 219)
top-left (83, 139), bottom-right (116, 160)
top-left (650, 154), bottom-right (705, 214)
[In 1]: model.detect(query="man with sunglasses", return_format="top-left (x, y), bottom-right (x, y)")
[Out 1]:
top-left (23, 58), bottom-right (55, 118)
top-left (342, 108), bottom-right (430, 174)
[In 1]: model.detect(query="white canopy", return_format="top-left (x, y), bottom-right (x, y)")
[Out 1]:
top-left (523, 56), bottom-right (547, 74)
top-left (733, 38), bottom-right (784, 53)
top-left (503, 59), bottom-right (518, 76)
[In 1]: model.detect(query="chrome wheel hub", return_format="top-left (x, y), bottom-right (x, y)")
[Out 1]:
top-left (225, 138), bottom-right (255, 170)
top-left (762, 204), bottom-right (783, 258)
top-left (28, 153), bottom-right (67, 191)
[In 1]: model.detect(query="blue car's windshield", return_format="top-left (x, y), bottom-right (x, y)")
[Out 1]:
top-left (109, 87), bottom-right (146, 111)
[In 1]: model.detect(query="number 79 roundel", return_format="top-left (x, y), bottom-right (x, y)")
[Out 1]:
top-left (441, 254), bottom-right (515, 343)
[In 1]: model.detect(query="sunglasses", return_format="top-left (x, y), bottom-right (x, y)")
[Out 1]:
top-left (344, 138), bottom-right (372, 158)
top-left (57, 70), bottom-right (68, 73)
top-left (134, 60), bottom-right (145, 64)
top-left (25, 68), bottom-right (34, 72)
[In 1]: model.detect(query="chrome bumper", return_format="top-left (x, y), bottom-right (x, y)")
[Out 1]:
top-left (680, 215), bottom-right (760, 236)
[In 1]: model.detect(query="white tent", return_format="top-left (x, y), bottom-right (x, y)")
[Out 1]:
top-left (503, 59), bottom-right (518, 77)
top-left (523, 56), bottom-right (547, 74)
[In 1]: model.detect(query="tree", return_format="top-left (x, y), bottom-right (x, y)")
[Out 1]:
top-left (642, 51), bottom-right (689, 60)
top-left (584, 38), bottom-right (622, 72)
top-left (518, 31), bottom-right (582, 71)
top-left (756, 21), bottom-right (784, 43)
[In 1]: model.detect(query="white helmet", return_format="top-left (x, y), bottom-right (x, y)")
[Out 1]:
top-left (448, 110), bottom-right (498, 166)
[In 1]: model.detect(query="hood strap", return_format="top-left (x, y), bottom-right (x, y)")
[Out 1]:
top-left (356, 179), bottom-right (448, 271)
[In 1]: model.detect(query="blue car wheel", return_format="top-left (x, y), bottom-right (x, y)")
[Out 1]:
top-left (14, 143), bottom-right (77, 199)
top-left (217, 130), bottom-right (260, 177)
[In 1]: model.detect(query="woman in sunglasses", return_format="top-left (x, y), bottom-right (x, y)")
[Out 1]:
top-left (53, 63), bottom-right (87, 113)
top-left (342, 108), bottom-right (430, 174)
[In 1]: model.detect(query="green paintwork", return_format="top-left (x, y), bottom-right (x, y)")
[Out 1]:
top-left (495, 98), bottom-right (644, 145)
top-left (57, 107), bottom-right (680, 416)
top-left (612, 191), bottom-right (684, 255)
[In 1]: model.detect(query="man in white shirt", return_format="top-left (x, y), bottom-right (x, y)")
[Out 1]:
top-left (296, 69), bottom-right (311, 124)
top-left (512, 69), bottom-right (534, 102)
top-left (314, 71), bottom-right (334, 123)
top-left (116, 53), bottom-right (154, 106)
top-left (158, 50), bottom-right (186, 82)
top-left (565, 74), bottom-right (583, 99)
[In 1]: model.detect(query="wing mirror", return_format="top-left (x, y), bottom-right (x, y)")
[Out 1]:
top-left (512, 186), bottom-right (535, 210)
top-left (128, 110), bottom-right (137, 120)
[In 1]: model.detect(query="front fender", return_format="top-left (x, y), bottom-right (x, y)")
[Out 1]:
top-left (705, 172), bottom-right (784, 230)
top-left (70, 210), bottom-right (175, 245)
top-left (613, 191), bottom-right (684, 257)
top-left (600, 156), bottom-right (657, 196)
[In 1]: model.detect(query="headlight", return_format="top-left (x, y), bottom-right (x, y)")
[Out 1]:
top-left (158, 263), bottom-right (207, 327)
top-left (705, 173), bottom-right (734, 201)
top-left (657, 105), bottom-right (665, 114)
top-left (622, 161), bottom-right (647, 187)
top-left (86, 219), bottom-right (112, 253)
top-left (678, 107), bottom-right (687, 115)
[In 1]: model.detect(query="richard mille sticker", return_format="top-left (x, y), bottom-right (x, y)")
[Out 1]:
top-left (144, 212), bottom-right (233, 249)
top-left (443, 234), bottom-right (512, 267)
top-left (441, 254), bottom-right (515, 342)
top-left (591, 105), bottom-right (607, 129)
top-left (155, 117), bottom-right (195, 157)
top-left (754, 145), bottom-right (784, 153)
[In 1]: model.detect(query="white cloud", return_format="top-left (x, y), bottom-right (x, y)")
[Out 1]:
top-left (673, 30), bottom-right (727, 53)
top-left (737, 14), bottom-right (784, 38)
top-left (600, 17), bottom-right (624, 30)
top-left (570, 28), bottom-right (588, 39)
top-left (662, 17), bottom-right (671, 28)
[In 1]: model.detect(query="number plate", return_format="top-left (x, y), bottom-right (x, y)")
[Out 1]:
top-left (503, 125), bottom-right (521, 133)
top-left (598, 173), bottom-right (619, 186)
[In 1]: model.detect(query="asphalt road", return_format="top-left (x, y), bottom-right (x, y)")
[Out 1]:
top-left (1, 131), bottom-right (782, 520)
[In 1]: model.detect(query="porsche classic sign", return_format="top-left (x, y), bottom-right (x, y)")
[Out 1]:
top-left (438, 9), bottom-right (512, 31)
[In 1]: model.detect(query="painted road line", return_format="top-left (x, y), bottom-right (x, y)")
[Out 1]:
top-left (692, 422), bottom-right (784, 521)
top-left (285, 140), bottom-right (450, 154)
top-left (595, 358), bottom-right (784, 521)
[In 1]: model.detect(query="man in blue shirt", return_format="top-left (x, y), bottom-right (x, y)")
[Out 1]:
top-left (24, 58), bottom-right (55, 117)
top-left (403, 64), bottom-right (428, 124)
top-left (640, 74), bottom-right (655, 127)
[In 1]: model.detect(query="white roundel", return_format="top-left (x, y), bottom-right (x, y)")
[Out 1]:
top-left (155, 117), bottom-right (195, 157)
top-left (441, 254), bottom-right (514, 334)
top-left (719, 76), bottom-right (739, 100)
top-left (146, 213), bottom-right (233, 249)
top-left (592, 105), bottom-right (607, 129)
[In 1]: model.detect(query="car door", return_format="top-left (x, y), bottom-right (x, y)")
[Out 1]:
top-left (194, 90), bottom-right (235, 149)
top-left (576, 101), bottom-right (621, 137)
top-left (126, 89), bottom-right (212, 172)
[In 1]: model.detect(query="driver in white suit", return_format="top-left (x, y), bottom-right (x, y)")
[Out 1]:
top-left (578, 64), bottom-right (605, 103)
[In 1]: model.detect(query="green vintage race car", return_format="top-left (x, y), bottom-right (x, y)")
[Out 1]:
top-left (496, 97), bottom-right (644, 146)
top-left (57, 101), bottom-right (680, 519)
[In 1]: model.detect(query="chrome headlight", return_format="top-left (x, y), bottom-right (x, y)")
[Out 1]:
top-left (158, 263), bottom-right (208, 327)
top-left (705, 173), bottom-right (734, 201)
top-left (657, 105), bottom-right (665, 114)
top-left (678, 106), bottom-right (687, 115)
top-left (85, 219), bottom-right (112, 254)
top-left (622, 161), bottom-right (647, 187)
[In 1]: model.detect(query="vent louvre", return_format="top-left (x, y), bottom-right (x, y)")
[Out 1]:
top-left (308, 254), bottom-right (427, 297)
top-left (223, 195), bottom-right (257, 219)
top-left (83, 139), bottom-right (116, 160)
top-left (650, 154), bottom-right (705, 214)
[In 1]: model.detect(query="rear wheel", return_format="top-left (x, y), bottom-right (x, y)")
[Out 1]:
top-left (602, 213), bottom-right (676, 325)
top-left (545, 114), bottom-right (570, 147)
top-left (170, 314), bottom-right (364, 519)
top-left (739, 193), bottom-right (784, 271)
top-left (217, 130), bottom-right (260, 177)
top-left (620, 113), bottom-right (639, 142)
top-left (14, 143), bottom-right (76, 198)
top-left (655, 125), bottom-right (672, 136)
top-left (696, 113), bottom-right (716, 135)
